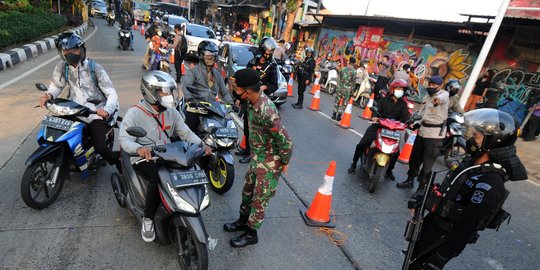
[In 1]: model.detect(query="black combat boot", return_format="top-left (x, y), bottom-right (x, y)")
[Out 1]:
top-left (347, 163), bottom-right (356, 174)
top-left (223, 214), bottom-right (249, 232)
top-left (230, 227), bottom-right (258, 248)
top-left (331, 112), bottom-right (337, 120)
top-left (292, 103), bottom-right (303, 109)
top-left (396, 176), bottom-right (414, 189)
top-left (337, 113), bottom-right (342, 121)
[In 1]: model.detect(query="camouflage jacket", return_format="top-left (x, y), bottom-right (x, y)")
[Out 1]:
top-left (248, 93), bottom-right (293, 166)
top-left (338, 66), bottom-right (356, 92)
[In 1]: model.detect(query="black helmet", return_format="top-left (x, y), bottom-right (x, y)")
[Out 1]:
top-left (445, 79), bottom-right (461, 96)
top-left (305, 47), bottom-right (314, 56)
top-left (55, 32), bottom-right (86, 61)
top-left (463, 109), bottom-right (518, 150)
top-left (258, 36), bottom-right (278, 58)
top-left (197, 40), bottom-right (218, 65)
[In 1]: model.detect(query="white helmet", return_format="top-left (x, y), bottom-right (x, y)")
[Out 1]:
top-left (140, 71), bottom-right (178, 108)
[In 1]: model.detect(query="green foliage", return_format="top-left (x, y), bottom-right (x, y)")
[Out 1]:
top-left (1, 0), bottom-right (51, 13)
top-left (0, 11), bottom-right (66, 49)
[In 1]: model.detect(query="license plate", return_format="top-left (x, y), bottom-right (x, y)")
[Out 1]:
top-left (42, 115), bottom-right (73, 131)
top-left (381, 129), bottom-right (401, 140)
top-left (215, 127), bottom-right (238, 138)
top-left (170, 170), bottom-right (208, 188)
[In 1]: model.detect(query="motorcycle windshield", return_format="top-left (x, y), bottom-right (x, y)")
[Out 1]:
top-left (46, 98), bottom-right (88, 116)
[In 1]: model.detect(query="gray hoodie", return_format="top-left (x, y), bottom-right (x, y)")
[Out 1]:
top-left (119, 100), bottom-right (202, 163)
top-left (181, 64), bottom-right (234, 104)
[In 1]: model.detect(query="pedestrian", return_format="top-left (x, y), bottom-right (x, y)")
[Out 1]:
top-left (348, 79), bottom-right (410, 181)
top-left (446, 79), bottom-right (465, 114)
top-left (393, 64), bottom-right (411, 85)
top-left (273, 39), bottom-right (287, 61)
top-left (397, 76), bottom-right (449, 190)
top-left (224, 68), bottom-right (293, 248)
top-left (292, 47), bottom-right (315, 109)
top-left (169, 24), bottom-right (187, 83)
top-left (331, 57), bottom-right (356, 121)
top-left (522, 100), bottom-right (540, 141)
top-left (464, 70), bottom-right (495, 111)
top-left (374, 54), bottom-right (392, 100)
top-left (355, 58), bottom-right (369, 93)
top-left (406, 108), bottom-right (527, 269)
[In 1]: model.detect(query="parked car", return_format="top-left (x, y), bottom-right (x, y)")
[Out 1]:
top-left (217, 42), bottom-right (288, 107)
top-left (90, 1), bottom-right (107, 18)
top-left (182, 23), bottom-right (220, 58)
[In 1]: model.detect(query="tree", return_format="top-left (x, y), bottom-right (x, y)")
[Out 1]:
top-left (282, 0), bottom-right (302, 42)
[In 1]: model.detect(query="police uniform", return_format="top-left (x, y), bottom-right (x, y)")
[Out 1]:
top-left (294, 55), bottom-right (315, 107)
top-left (333, 65), bottom-right (356, 118)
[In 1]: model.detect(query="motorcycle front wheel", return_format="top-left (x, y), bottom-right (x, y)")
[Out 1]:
top-left (367, 160), bottom-right (384, 193)
top-left (207, 157), bottom-right (234, 194)
top-left (358, 96), bottom-right (368, 109)
top-left (176, 225), bottom-right (208, 270)
top-left (328, 84), bottom-right (336, 95)
top-left (20, 154), bottom-right (66, 209)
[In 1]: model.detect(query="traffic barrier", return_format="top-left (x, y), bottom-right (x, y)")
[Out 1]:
top-left (337, 98), bottom-right (354, 129)
top-left (361, 93), bottom-right (375, 120)
top-left (133, 19), bottom-right (138, 30)
top-left (140, 23), bottom-right (144, 35)
top-left (307, 89), bottom-right (321, 111)
top-left (239, 135), bottom-right (247, 150)
top-left (181, 62), bottom-right (186, 75)
top-left (398, 130), bottom-right (417, 164)
top-left (287, 73), bottom-right (294, 97)
top-left (169, 49), bottom-right (175, 64)
top-left (310, 73), bottom-right (320, 95)
top-left (300, 161), bottom-right (336, 228)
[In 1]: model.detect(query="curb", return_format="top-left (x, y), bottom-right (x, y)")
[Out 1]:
top-left (0, 22), bottom-right (88, 72)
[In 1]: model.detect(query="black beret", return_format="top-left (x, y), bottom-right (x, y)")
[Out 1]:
top-left (234, 68), bottom-right (260, 87)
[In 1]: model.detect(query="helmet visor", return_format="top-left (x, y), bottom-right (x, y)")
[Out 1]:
top-left (59, 35), bottom-right (84, 50)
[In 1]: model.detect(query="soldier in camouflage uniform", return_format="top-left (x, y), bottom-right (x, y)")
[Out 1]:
top-left (332, 57), bottom-right (357, 121)
top-left (224, 68), bottom-right (293, 248)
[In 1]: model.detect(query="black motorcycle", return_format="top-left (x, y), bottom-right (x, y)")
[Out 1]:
top-left (111, 126), bottom-right (210, 269)
top-left (441, 112), bottom-right (467, 168)
top-left (118, 28), bottom-right (131, 50)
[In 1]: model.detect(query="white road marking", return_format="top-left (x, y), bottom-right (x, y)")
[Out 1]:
top-left (0, 25), bottom-right (99, 90)
top-left (527, 179), bottom-right (540, 187)
top-left (317, 111), bottom-right (364, 138)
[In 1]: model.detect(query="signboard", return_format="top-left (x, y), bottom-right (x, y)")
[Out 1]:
top-left (506, 0), bottom-right (540, 20)
top-left (354, 26), bottom-right (384, 49)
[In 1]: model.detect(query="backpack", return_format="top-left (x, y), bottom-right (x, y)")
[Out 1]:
top-left (178, 34), bottom-right (188, 55)
top-left (63, 59), bottom-right (102, 93)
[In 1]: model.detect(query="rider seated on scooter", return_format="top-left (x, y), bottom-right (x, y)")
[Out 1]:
top-left (148, 30), bottom-right (165, 70)
top-left (355, 58), bottom-right (369, 91)
top-left (319, 52), bottom-right (333, 85)
top-left (119, 71), bottom-right (212, 242)
top-left (118, 11), bottom-right (134, 50)
top-left (347, 79), bottom-right (411, 181)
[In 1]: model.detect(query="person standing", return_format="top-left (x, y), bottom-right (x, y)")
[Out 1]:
top-left (446, 79), bottom-right (465, 114)
top-left (292, 47), bottom-right (315, 109)
top-left (332, 57), bottom-right (356, 121)
top-left (273, 39), bottom-right (287, 61)
top-left (169, 24), bottom-right (187, 83)
top-left (397, 76), bottom-right (449, 189)
top-left (224, 68), bottom-right (293, 248)
top-left (522, 101), bottom-right (540, 141)
top-left (374, 54), bottom-right (392, 100)
top-left (464, 70), bottom-right (495, 111)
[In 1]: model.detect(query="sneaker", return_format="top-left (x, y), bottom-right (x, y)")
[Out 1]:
top-left (141, 218), bottom-right (156, 242)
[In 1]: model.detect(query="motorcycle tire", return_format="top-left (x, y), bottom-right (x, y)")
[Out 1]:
top-left (358, 96), bottom-right (368, 109)
top-left (176, 225), bottom-right (208, 270)
top-left (444, 145), bottom-right (466, 168)
top-left (20, 154), bottom-right (66, 209)
top-left (367, 161), bottom-right (384, 194)
top-left (328, 84), bottom-right (336, 95)
top-left (207, 157), bottom-right (234, 194)
top-left (110, 172), bottom-right (127, 208)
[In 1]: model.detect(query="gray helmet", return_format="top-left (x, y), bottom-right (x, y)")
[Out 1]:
top-left (140, 71), bottom-right (178, 107)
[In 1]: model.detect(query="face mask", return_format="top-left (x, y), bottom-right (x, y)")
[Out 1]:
top-left (466, 137), bottom-right (484, 159)
top-left (65, 53), bottom-right (81, 65)
top-left (157, 31), bottom-right (162, 37)
top-left (160, 95), bottom-right (176, 108)
top-left (394, 90), bottom-right (404, 99)
top-left (426, 87), bottom-right (438, 96)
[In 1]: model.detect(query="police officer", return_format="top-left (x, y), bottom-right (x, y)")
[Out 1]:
top-left (224, 68), bottom-right (293, 248)
top-left (397, 76), bottom-right (449, 189)
top-left (235, 37), bottom-right (280, 163)
top-left (332, 57), bottom-right (356, 121)
top-left (292, 47), bottom-right (315, 109)
top-left (348, 79), bottom-right (410, 180)
top-left (407, 108), bottom-right (527, 269)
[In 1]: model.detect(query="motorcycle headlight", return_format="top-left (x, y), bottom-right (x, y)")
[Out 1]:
top-left (166, 182), bottom-right (197, 214)
top-left (119, 32), bottom-right (125, 37)
top-left (125, 32), bottom-right (130, 37)
top-left (204, 135), bottom-right (217, 148)
top-left (201, 185), bottom-right (210, 210)
top-left (285, 60), bottom-right (291, 65)
top-left (47, 103), bottom-right (83, 116)
top-left (216, 138), bottom-right (234, 148)
top-left (453, 114), bottom-right (464, 124)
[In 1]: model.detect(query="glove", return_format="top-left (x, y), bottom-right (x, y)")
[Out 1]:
top-left (231, 104), bottom-right (239, 113)
top-left (422, 251), bottom-right (449, 270)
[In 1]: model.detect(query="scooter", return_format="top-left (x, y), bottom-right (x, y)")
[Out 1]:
top-left (441, 112), bottom-right (466, 168)
top-left (118, 28), bottom-right (131, 50)
top-left (111, 126), bottom-right (210, 269)
top-left (321, 65), bottom-right (338, 95)
top-left (21, 83), bottom-right (117, 209)
top-left (107, 10), bottom-right (115, 26)
top-left (360, 106), bottom-right (408, 193)
top-left (353, 76), bottom-right (376, 109)
top-left (150, 47), bottom-right (172, 73)
top-left (182, 88), bottom-right (238, 194)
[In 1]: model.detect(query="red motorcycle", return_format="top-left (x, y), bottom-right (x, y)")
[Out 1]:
top-left (360, 107), bottom-right (408, 193)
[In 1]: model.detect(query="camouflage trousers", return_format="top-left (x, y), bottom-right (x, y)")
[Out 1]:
top-left (239, 158), bottom-right (281, 230)
top-left (333, 88), bottom-right (352, 115)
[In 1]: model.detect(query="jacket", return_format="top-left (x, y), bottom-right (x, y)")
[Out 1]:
top-left (119, 100), bottom-right (202, 163)
top-left (297, 57), bottom-right (315, 81)
top-left (247, 55), bottom-right (279, 94)
top-left (181, 64), bottom-right (234, 104)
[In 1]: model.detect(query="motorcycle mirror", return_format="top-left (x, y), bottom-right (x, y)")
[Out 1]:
top-left (412, 113), bottom-right (423, 121)
top-left (126, 127), bottom-right (147, 138)
top-left (35, 83), bottom-right (47, 91)
top-left (87, 97), bottom-right (101, 105)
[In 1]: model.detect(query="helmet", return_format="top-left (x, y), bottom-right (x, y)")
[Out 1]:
top-left (258, 36), bottom-right (278, 57)
top-left (445, 79), bottom-right (461, 96)
top-left (305, 47), bottom-right (314, 56)
top-left (140, 71), bottom-right (179, 108)
top-left (55, 32), bottom-right (86, 61)
top-left (389, 79), bottom-right (408, 93)
top-left (197, 40), bottom-right (218, 58)
top-left (361, 58), bottom-right (369, 64)
top-left (463, 108), bottom-right (518, 150)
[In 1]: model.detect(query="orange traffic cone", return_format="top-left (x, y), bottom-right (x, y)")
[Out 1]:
top-left (140, 23), bottom-right (145, 35)
top-left (181, 62), bottom-right (186, 75)
top-left (169, 49), bottom-right (175, 64)
top-left (310, 73), bottom-right (320, 95)
top-left (398, 130), bottom-right (417, 164)
top-left (361, 93), bottom-right (375, 120)
top-left (239, 135), bottom-right (247, 150)
top-left (307, 89), bottom-right (321, 111)
top-left (337, 98), bottom-right (354, 129)
top-left (300, 161), bottom-right (336, 228)
top-left (287, 73), bottom-right (294, 97)
top-left (133, 19), bottom-right (138, 30)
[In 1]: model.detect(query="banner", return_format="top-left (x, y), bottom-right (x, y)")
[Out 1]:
top-left (354, 26), bottom-right (384, 49)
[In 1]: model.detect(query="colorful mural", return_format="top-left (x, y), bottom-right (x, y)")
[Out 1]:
top-left (315, 28), bottom-right (357, 67)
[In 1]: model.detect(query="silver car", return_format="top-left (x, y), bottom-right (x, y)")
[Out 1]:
top-left (90, 1), bottom-right (107, 18)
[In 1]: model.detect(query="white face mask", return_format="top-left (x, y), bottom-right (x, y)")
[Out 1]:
top-left (160, 95), bottom-right (176, 108)
top-left (394, 90), bottom-right (404, 99)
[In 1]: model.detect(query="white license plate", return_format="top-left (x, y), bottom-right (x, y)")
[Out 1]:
top-left (170, 170), bottom-right (208, 188)
top-left (42, 115), bottom-right (73, 131)
top-left (381, 129), bottom-right (400, 140)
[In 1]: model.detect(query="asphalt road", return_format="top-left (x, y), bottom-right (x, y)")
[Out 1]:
top-left (0, 19), bottom-right (539, 270)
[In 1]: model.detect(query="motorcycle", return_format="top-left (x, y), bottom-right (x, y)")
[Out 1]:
top-left (110, 126), bottom-right (210, 269)
top-left (21, 83), bottom-right (117, 209)
top-left (352, 76), bottom-right (376, 109)
top-left (441, 112), bottom-right (466, 168)
top-left (151, 47), bottom-right (173, 73)
top-left (182, 89), bottom-right (238, 194)
top-left (107, 10), bottom-right (115, 26)
top-left (321, 65), bottom-right (338, 95)
top-left (276, 56), bottom-right (296, 82)
top-left (118, 28), bottom-right (131, 51)
top-left (359, 106), bottom-right (408, 193)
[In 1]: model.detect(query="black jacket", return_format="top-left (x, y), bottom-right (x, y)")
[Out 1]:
top-left (376, 96), bottom-right (410, 122)
top-left (145, 25), bottom-right (159, 40)
top-left (247, 55), bottom-right (278, 95)
top-left (298, 57), bottom-right (315, 81)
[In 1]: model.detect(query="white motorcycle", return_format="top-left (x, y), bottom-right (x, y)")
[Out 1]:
top-left (322, 66), bottom-right (339, 95)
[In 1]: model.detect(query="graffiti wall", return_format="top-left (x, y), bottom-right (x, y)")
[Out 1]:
top-left (315, 28), bottom-right (357, 67)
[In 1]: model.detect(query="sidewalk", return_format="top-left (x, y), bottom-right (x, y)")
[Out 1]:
top-left (515, 138), bottom-right (540, 185)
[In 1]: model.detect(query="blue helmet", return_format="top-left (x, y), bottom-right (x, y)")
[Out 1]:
top-left (55, 32), bottom-right (86, 61)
